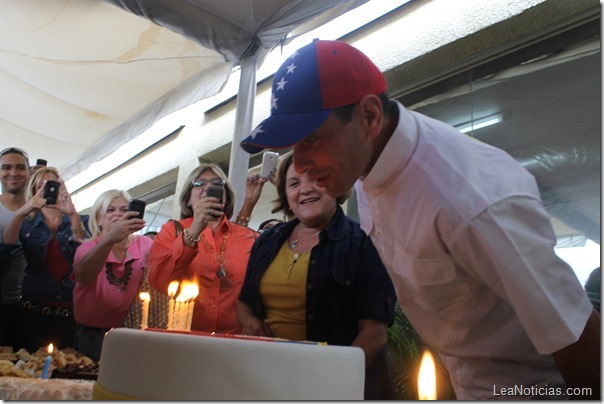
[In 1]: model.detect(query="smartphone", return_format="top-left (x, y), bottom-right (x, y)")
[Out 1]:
top-left (205, 185), bottom-right (224, 209)
top-left (36, 159), bottom-right (47, 167)
top-left (260, 151), bottom-right (279, 179)
top-left (43, 180), bottom-right (60, 205)
top-left (128, 198), bottom-right (146, 219)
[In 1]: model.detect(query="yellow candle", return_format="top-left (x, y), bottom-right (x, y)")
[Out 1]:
top-left (185, 301), bottom-right (193, 331)
top-left (184, 283), bottom-right (199, 331)
top-left (139, 292), bottom-right (151, 330)
top-left (167, 281), bottom-right (179, 330)
top-left (174, 297), bottom-right (186, 330)
top-left (418, 350), bottom-right (437, 400)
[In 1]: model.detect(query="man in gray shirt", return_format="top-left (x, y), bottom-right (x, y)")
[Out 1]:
top-left (0, 147), bottom-right (30, 345)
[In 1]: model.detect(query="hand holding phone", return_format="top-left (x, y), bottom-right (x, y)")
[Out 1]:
top-left (43, 180), bottom-right (60, 205)
top-left (205, 186), bottom-right (224, 208)
top-left (128, 199), bottom-right (146, 219)
top-left (260, 151), bottom-right (279, 179)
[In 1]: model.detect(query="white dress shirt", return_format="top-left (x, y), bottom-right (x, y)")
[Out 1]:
top-left (355, 101), bottom-right (593, 399)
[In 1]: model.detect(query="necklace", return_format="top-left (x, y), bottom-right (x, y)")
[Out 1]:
top-left (200, 231), bottom-right (232, 291)
top-left (288, 253), bottom-right (300, 280)
top-left (105, 260), bottom-right (133, 292)
top-left (289, 229), bottom-right (321, 249)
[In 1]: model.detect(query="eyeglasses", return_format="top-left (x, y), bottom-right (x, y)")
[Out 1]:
top-left (0, 147), bottom-right (29, 160)
top-left (192, 178), bottom-right (225, 188)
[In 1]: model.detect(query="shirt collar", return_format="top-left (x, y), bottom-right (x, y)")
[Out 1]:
top-left (360, 101), bottom-right (419, 193)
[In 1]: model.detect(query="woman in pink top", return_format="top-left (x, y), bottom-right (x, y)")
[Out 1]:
top-left (72, 189), bottom-right (150, 362)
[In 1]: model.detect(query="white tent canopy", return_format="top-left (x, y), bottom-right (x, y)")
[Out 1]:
top-left (0, 0), bottom-right (367, 207)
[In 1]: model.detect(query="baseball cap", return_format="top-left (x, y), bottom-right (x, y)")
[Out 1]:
top-left (240, 39), bottom-right (386, 154)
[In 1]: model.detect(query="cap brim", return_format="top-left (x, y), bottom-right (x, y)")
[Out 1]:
top-left (240, 109), bottom-right (333, 154)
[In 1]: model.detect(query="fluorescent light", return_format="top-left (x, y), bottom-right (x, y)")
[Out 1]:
top-left (457, 116), bottom-right (502, 133)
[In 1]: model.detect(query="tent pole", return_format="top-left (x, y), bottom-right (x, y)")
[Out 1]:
top-left (228, 53), bottom-right (258, 219)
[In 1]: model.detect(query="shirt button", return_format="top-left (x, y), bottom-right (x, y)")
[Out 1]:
top-left (307, 314), bottom-right (314, 321)
top-left (307, 284), bottom-right (313, 291)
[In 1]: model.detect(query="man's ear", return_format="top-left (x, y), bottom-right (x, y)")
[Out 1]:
top-left (357, 94), bottom-right (383, 138)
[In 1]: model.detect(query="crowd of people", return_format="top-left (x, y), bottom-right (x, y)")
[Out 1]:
top-left (0, 39), bottom-right (600, 400)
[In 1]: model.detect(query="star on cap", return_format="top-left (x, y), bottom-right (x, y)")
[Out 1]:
top-left (275, 76), bottom-right (287, 91)
top-left (271, 96), bottom-right (279, 110)
top-left (285, 63), bottom-right (297, 75)
top-left (250, 125), bottom-right (264, 139)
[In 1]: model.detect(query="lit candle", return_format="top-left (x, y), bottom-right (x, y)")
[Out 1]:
top-left (139, 292), bottom-right (151, 330)
top-left (184, 283), bottom-right (199, 331)
top-left (167, 281), bottom-right (179, 330)
top-left (41, 343), bottom-right (53, 379)
top-left (176, 295), bottom-right (188, 330)
top-left (418, 350), bottom-right (437, 400)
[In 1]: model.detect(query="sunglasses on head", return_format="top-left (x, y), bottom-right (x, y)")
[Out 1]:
top-left (192, 178), bottom-right (225, 188)
top-left (0, 147), bottom-right (29, 161)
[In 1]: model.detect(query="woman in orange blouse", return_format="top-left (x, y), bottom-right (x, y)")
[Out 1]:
top-left (148, 164), bottom-right (259, 334)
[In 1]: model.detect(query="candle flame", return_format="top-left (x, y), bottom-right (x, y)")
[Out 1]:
top-left (177, 279), bottom-right (200, 301)
top-left (418, 350), bottom-right (437, 400)
top-left (139, 292), bottom-right (151, 302)
top-left (48, 343), bottom-right (53, 354)
top-left (168, 281), bottom-right (179, 298)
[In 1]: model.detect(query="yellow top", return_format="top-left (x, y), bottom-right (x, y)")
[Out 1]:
top-left (259, 242), bottom-right (309, 341)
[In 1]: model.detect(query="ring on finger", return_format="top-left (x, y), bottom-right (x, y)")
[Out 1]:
top-left (207, 209), bottom-right (211, 215)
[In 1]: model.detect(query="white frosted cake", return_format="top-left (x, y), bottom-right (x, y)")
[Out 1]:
top-left (94, 328), bottom-right (365, 400)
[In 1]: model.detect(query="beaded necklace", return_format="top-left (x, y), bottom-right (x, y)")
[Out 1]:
top-left (105, 260), bottom-right (133, 292)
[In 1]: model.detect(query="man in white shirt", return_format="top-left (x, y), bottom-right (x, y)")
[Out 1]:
top-left (0, 147), bottom-right (30, 346)
top-left (240, 39), bottom-right (600, 399)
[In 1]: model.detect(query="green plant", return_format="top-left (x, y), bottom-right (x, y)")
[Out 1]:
top-left (385, 303), bottom-right (456, 400)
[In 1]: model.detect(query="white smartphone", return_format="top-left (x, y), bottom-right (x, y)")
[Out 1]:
top-left (260, 151), bottom-right (279, 179)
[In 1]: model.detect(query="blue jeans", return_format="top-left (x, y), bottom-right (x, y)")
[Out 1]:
top-left (74, 325), bottom-right (107, 363)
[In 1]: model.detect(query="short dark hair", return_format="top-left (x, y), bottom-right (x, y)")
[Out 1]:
top-left (257, 218), bottom-right (283, 232)
top-left (0, 147), bottom-right (29, 166)
top-left (333, 92), bottom-right (395, 123)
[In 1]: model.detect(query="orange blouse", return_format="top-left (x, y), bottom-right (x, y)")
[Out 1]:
top-left (149, 217), bottom-right (258, 334)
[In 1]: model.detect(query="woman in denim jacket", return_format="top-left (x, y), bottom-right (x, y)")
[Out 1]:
top-left (237, 154), bottom-right (397, 399)
top-left (3, 167), bottom-right (89, 353)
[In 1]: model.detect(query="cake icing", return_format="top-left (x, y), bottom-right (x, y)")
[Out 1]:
top-left (94, 328), bottom-right (365, 400)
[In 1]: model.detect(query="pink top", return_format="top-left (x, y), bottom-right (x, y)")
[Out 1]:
top-left (72, 235), bottom-right (153, 328)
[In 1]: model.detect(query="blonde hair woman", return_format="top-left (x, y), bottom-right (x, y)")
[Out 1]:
top-left (149, 163), bottom-right (259, 334)
top-left (3, 166), bottom-right (89, 353)
top-left (72, 189), bottom-right (150, 362)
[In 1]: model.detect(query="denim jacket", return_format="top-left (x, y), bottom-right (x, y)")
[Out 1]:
top-left (20, 212), bottom-right (90, 303)
top-left (239, 206), bottom-right (395, 346)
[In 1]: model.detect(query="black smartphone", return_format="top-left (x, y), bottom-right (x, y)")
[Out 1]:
top-left (43, 180), bottom-right (60, 205)
top-left (205, 185), bottom-right (224, 209)
top-left (36, 159), bottom-right (47, 167)
top-left (128, 198), bottom-right (146, 219)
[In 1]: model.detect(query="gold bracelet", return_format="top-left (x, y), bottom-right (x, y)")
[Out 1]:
top-left (183, 228), bottom-right (201, 244)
